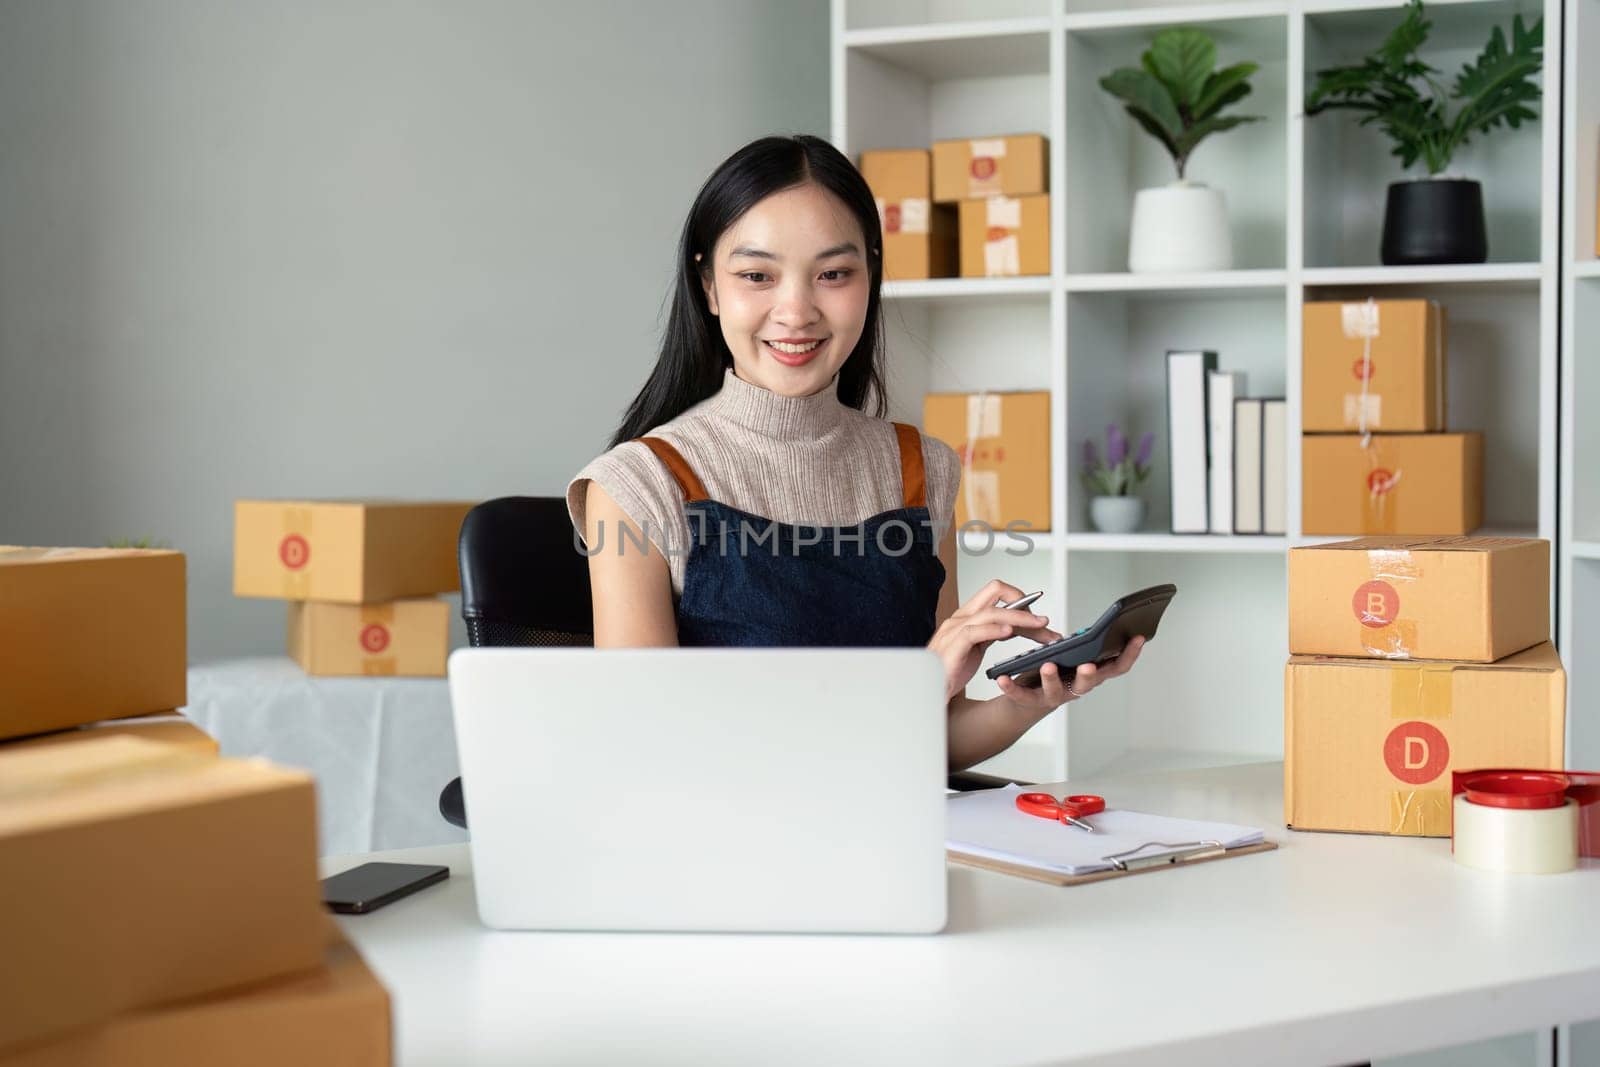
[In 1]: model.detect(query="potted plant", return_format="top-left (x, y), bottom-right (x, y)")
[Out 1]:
top-left (1082, 425), bottom-right (1155, 534)
top-left (1099, 27), bottom-right (1263, 273)
top-left (1304, 0), bottom-right (1543, 265)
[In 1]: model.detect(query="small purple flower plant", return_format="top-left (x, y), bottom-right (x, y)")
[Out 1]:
top-left (1081, 423), bottom-right (1155, 498)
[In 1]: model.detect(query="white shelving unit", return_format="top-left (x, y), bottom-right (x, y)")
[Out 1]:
top-left (833, 0), bottom-right (1562, 793)
top-left (1558, 0), bottom-right (1600, 1054)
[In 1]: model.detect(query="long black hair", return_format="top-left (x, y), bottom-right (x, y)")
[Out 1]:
top-left (608, 135), bottom-right (887, 449)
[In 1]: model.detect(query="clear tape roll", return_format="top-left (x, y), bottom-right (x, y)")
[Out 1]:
top-left (1452, 794), bottom-right (1579, 874)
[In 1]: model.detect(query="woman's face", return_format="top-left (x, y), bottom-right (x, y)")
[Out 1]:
top-left (700, 182), bottom-right (870, 398)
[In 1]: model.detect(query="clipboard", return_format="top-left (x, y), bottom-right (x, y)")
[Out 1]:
top-left (948, 839), bottom-right (1278, 887)
top-left (945, 784), bottom-right (1279, 887)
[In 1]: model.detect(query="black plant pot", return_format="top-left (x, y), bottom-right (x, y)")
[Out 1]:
top-left (1380, 179), bottom-right (1488, 266)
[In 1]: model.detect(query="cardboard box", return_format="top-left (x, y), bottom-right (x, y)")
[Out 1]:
top-left (288, 598), bottom-right (450, 677)
top-left (234, 499), bottom-right (474, 603)
top-left (1284, 643), bottom-right (1565, 836)
top-left (922, 391), bottom-right (1051, 533)
top-left (0, 547), bottom-right (187, 741)
top-left (1301, 432), bottom-right (1483, 536)
top-left (1303, 299), bottom-right (1447, 432)
top-left (858, 148), bottom-right (929, 201)
top-left (1287, 536), bottom-right (1549, 662)
top-left (0, 737), bottom-right (326, 1052)
top-left (958, 195), bottom-right (1049, 278)
top-left (5, 714), bottom-right (218, 757)
top-left (0, 932), bottom-right (390, 1067)
top-left (932, 134), bottom-right (1048, 202)
top-left (880, 200), bottom-right (957, 281)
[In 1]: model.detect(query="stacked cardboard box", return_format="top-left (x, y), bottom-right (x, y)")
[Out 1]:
top-left (0, 736), bottom-right (390, 1064)
top-left (1284, 536), bottom-right (1564, 837)
top-left (1301, 299), bottom-right (1483, 535)
top-left (234, 499), bottom-right (473, 677)
top-left (857, 133), bottom-right (1049, 280)
top-left (0, 550), bottom-right (391, 1062)
top-left (1, 547), bottom-right (188, 740)
top-left (922, 391), bottom-right (1051, 533)
top-left (857, 149), bottom-right (955, 282)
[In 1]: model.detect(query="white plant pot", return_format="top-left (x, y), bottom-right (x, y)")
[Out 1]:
top-left (1128, 181), bottom-right (1233, 273)
top-left (1090, 496), bottom-right (1145, 534)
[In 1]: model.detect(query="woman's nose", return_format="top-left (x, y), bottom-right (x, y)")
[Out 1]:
top-left (772, 279), bottom-right (819, 325)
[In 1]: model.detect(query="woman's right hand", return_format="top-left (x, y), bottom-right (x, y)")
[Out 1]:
top-left (927, 580), bottom-right (1061, 703)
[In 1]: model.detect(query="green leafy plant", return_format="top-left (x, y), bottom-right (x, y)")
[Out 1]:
top-left (1099, 27), bottom-right (1263, 181)
top-left (1304, 0), bottom-right (1543, 175)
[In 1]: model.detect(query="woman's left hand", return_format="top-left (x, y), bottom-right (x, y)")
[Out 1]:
top-left (993, 635), bottom-right (1147, 713)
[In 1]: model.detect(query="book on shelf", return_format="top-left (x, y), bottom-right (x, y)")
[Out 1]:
top-left (1206, 369), bottom-right (1247, 535)
top-left (1165, 350), bottom-right (1217, 535)
top-left (1233, 398), bottom-right (1265, 535)
top-left (1262, 398), bottom-right (1287, 536)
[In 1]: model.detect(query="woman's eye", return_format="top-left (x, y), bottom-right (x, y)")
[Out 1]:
top-left (739, 272), bottom-right (770, 283)
top-left (820, 269), bottom-right (852, 282)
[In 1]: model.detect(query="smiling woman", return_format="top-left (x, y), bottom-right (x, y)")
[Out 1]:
top-left (563, 135), bottom-right (1144, 770)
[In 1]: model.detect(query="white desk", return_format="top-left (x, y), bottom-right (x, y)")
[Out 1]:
top-left (322, 762), bottom-right (1600, 1067)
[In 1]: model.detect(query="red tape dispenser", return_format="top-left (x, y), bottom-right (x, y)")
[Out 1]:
top-left (1450, 769), bottom-right (1600, 874)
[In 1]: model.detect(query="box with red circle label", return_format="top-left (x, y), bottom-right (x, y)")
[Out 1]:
top-left (287, 598), bottom-right (449, 677)
top-left (1284, 643), bottom-right (1565, 836)
top-left (1301, 432), bottom-right (1482, 536)
top-left (931, 134), bottom-right (1048, 203)
top-left (234, 500), bottom-right (473, 603)
top-left (1, 546), bottom-right (187, 742)
top-left (1288, 535), bottom-right (1549, 662)
top-left (957, 195), bottom-right (1049, 278)
top-left (1302, 299), bottom-right (1446, 433)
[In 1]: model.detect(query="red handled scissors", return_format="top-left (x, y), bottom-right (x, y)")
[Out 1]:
top-left (1016, 791), bottom-right (1107, 833)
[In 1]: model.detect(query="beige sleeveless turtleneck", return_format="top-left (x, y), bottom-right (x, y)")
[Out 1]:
top-left (566, 368), bottom-right (962, 596)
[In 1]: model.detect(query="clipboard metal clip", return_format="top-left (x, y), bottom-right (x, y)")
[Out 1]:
top-left (1103, 839), bottom-right (1226, 872)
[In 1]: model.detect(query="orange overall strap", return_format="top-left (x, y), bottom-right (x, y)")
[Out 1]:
top-left (891, 422), bottom-right (927, 510)
top-left (636, 436), bottom-right (710, 503)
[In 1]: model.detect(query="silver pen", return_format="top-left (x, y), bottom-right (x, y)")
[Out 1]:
top-left (997, 591), bottom-right (1043, 612)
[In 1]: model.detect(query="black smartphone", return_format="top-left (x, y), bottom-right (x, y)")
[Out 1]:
top-left (985, 583), bottom-right (1177, 689)
top-left (321, 862), bottom-right (449, 915)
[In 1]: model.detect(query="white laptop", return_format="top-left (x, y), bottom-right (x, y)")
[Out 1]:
top-left (447, 647), bottom-right (949, 934)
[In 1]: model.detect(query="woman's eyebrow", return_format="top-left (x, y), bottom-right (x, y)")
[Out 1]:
top-left (728, 242), bottom-right (862, 262)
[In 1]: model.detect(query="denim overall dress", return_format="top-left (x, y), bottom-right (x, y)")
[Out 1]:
top-left (636, 422), bottom-right (946, 647)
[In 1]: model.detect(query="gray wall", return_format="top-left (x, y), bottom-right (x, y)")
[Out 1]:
top-left (0, 0), bottom-right (829, 662)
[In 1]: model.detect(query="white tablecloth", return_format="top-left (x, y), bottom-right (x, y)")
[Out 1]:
top-left (182, 657), bottom-right (469, 857)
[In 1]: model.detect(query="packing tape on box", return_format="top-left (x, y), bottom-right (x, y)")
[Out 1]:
top-left (359, 604), bottom-right (396, 626)
top-left (983, 199), bottom-right (1021, 277)
top-left (876, 197), bottom-right (930, 236)
top-left (1453, 794), bottom-right (1579, 873)
top-left (280, 508), bottom-right (313, 598)
top-left (357, 603), bottom-right (396, 668)
top-left (1341, 300), bottom-right (1380, 442)
top-left (1360, 440), bottom-right (1401, 536)
top-left (1431, 306), bottom-right (1444, 428)
top-left (1391, 663), bottom-right (1454, 719)
top-left (967, 138), bottom-right (1006, 198)
top-left (960, 394), bottom-right (1002, 526)
top-left (1359, 548), bottom-right (1420, 658)
top-left (899, 198), bottom-right (929, 235)
top-left (1391, 790), bottom-right (1452, 835)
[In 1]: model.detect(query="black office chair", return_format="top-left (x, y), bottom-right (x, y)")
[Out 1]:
top-left (437, 496), bottom-right (1022, 829)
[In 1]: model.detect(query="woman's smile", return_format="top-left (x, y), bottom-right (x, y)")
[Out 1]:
top-left (762, 337), bottom-right (828, 366)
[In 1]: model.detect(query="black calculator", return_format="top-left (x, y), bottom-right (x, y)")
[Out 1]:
top-left (985, 584), bottom-right (1177, 689)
